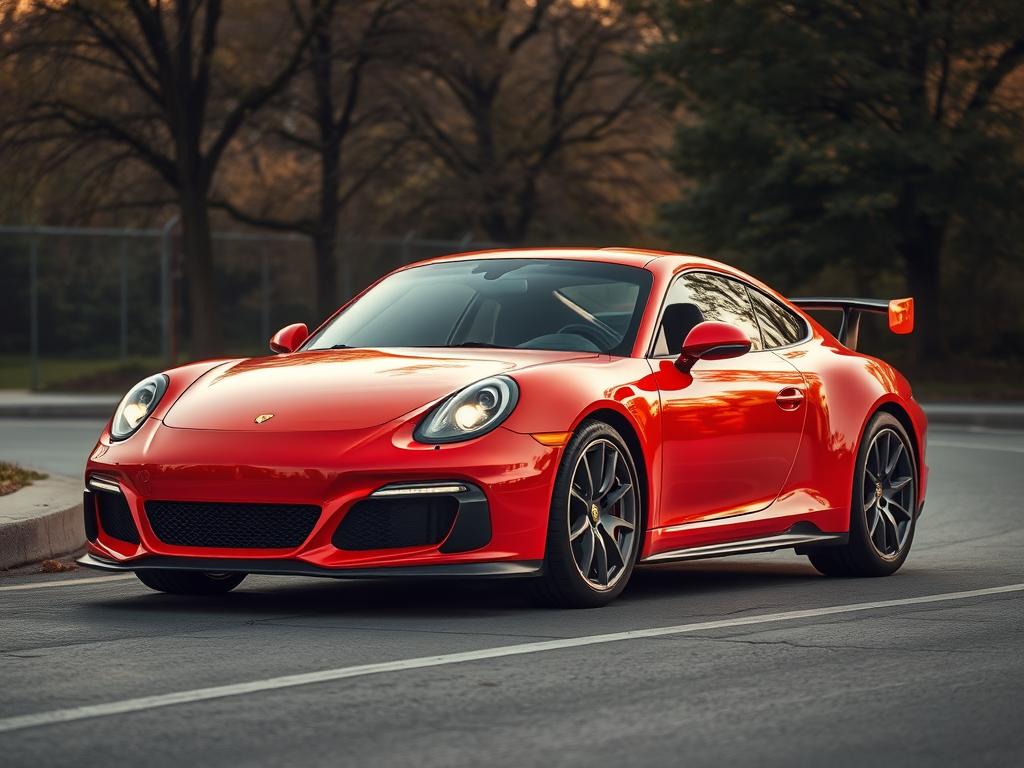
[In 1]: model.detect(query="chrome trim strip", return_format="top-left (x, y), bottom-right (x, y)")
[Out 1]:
top-left (86, 476), bottom-right (122, 495)
top-left (370, 483), bottom-right (469, 497)
top-left (641, 532), bottom-right (844, 564)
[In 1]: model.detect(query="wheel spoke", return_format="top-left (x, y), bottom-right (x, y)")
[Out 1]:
top-left (598, 449), bottom-right (618, 496)
top-left (602, 483), bottom-right (632, 510)
top-left (881, 508), bottom-right (899, 548)
top-left (581, 449), bottom-right (596, 498)
top-left (888, 498), bottom-right (913, 522)
top-left (863, 494), bottom-right (877, 513)
top-left (885, 441), bottom-right (904, 478)
top-left (875, 511), bottom-right (889, 553)
top-left (569, 515), bottom-right (590, 541)
top-left (599, 525), bottom-right (626, 568)
top-left (889, 475), bottom-right (912, 492)
top-left (601, 509), bottom-right (635, 534)
top-left (868, 507), bottom-right (881, 536)
top-left (575, 527), bottom-right (595, 578)
top-left (871, 438), bottom-right (882, 478)
top-left (570, 487), bottom-right (589, 507)
top-left (593, 531), bottom-right (609, 585)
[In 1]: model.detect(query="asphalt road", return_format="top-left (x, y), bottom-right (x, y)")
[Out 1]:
top-left (1, 422), bottom-right (1023, 767)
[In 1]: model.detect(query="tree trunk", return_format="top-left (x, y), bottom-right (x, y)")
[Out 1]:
top-left (901, 218), bottom-right (947, 363)
top-left (179, 189), bottom-right (223, 358)
top-left (312, 228), bottom-right (339, 319)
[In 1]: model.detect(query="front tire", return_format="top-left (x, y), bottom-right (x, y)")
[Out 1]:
top-left (808, 411), bottom-right (918, 577)
top-left (135, 569), bottom-right (247, 595)
top-left (534, 420), bottom-right (642, 608)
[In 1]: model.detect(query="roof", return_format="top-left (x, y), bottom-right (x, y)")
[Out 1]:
top-left (407, 247), bottom-right (729, 273)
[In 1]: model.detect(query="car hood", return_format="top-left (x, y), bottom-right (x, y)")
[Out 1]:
top-left (162, 348), bottom-right (593, 432)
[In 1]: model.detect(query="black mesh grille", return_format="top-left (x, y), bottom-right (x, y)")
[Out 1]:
top-left (145, 501), bottom-right (321, 549)
top-left (96, 491), bottom-right (140, 543)
top-left (334, 497), bottom-right (457, 551)
top-left (83, 491), bottom-right (99, 542)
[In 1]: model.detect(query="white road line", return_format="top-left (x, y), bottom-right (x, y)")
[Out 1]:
top-left (929, 440), bottom-right (1024, 454)
top-left (1, 582), bottom-right (1022, 734)
top-left (0, 575), bottom-right (135, 593)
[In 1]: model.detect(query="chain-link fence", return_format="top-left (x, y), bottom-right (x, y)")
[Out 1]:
top-left (0, 224), bottom-right (500, 391)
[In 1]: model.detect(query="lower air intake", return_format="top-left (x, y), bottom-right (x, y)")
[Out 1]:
top-left (333, 497), bottom-right (458, 551)
top-left (96, 490), bottom-right (140, 544)
top-left (145, 501), bottom-right (321, 549)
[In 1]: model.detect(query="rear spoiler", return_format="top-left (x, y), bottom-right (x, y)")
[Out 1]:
top-left (790, 297), bottom-right (914, 350)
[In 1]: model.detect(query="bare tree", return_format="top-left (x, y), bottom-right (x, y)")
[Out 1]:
top-left (394, 0), bottom-right (650, 243)
top-left (213, 0), bottom-right (408, 319)
top-left (2, 0), bottom-right (335, 357)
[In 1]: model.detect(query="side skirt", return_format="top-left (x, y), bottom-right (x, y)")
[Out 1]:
top-left (640, 528), bottom-right (847, 565)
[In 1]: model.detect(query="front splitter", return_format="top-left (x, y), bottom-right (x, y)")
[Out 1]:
top-left (77, 552), bottom-right (542, 580)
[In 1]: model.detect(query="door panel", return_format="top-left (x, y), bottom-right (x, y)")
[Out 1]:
top-left (653, 352), bottom-right (806, 529)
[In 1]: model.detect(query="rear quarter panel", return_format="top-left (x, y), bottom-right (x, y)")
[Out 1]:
top-left (774, 329), bottom-right (928, 522)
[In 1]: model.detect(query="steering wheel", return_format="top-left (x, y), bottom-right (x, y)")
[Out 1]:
top-left (557, 322), bottom-right (619, 351)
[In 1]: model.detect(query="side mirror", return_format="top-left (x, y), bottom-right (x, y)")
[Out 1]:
top-left (677, 321), bottom-right (751, 371)
top-left (269, 323), bottom-right (309, 354)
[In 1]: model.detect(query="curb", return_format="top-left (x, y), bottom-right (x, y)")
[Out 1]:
top-left (0, 476), bottom-right (83, 570)
top-left (922, 404), bottom-right (1024, 431)
top-left (0, 398), bottom-right (117, 420)
top-left (0, 404), bottom-right (114, 419)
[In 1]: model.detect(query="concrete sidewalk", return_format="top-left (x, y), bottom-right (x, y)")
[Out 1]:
top-left (0, 475), bottom-right (82, 570)
top-left (1, 389), bottom-right (1023, 428)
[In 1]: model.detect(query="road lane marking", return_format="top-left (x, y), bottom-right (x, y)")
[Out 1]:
top-left (0, 575), bottom-right (135, 592)
top-left (929, 440), bottom-right (1024, 454)
top-left (1, 581), bottom-right (1022, 734)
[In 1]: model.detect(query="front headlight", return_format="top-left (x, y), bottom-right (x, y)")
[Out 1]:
top-left (110, 374), bottom-right (168, 440)
top-left (415, 375), bottom-right (519, 444)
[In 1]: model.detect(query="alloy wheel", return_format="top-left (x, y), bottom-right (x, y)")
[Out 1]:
top-left (863, 427), bottom-right (915, 560)
top-left (567, 438), bottom-right (638, 590)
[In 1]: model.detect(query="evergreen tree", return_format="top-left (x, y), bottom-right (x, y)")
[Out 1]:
top-left (638, 0), bottom-right (1024, 358)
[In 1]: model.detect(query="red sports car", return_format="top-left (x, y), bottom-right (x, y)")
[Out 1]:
top-left (78, 248), bottom-right (927, 607)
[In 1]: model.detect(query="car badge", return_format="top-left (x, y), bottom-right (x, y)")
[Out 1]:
top-left (254, 413), bottom-right (275, 424)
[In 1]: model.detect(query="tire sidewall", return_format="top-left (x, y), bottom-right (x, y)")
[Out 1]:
top-left (542, 419), bottom-right (642, 606)
top-left (849, 412), bottom-right (918, 575)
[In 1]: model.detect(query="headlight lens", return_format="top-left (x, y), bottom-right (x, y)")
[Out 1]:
top-left (111, 374), bottom-right (168, 440)
top-left (415, 376), bottom-right (519, 443)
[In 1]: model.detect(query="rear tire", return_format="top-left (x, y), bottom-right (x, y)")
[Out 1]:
top-left (808, 411), bottom-right (918, 577)
top-left (135, 569), bottom-right (246, 595)
top-left (533, 420), bottom-right (642, 608)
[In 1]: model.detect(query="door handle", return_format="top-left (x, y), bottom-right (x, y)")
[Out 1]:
top-left (776, 387), bottom-right (805, 411)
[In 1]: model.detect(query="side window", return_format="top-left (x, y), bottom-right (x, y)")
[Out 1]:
top-left (748, 288), bottom-right (807, 348)
top-left (652, 272), bottom-right (763, 355)
top-left (684, 273), bottom-right (763, 351)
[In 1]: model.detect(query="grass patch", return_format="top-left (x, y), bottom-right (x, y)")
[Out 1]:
top-left (0, 462), bottom-right (47, 497)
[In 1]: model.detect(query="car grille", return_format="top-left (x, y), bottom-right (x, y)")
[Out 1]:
top-left (96, 490), bottom-right (140, 544)
top-left (333, 497), bottom-right (458, 551)
top-left (145, 501), bottom-right (321, 549)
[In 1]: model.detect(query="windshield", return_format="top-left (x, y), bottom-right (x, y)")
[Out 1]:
top-left (305, 258), bottom-right (653, 355)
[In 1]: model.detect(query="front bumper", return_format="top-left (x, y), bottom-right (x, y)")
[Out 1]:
top-left (83, 416), bottom-right (561, 574)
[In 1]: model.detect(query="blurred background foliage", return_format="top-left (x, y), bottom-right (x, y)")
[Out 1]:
top-left (0, 0), bottom-right (1021, 397)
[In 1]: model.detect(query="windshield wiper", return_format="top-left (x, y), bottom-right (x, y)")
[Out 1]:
top-left (448, 342), bottom-right (507, 348)
top-left (329, 344), bottom-right (352, 349)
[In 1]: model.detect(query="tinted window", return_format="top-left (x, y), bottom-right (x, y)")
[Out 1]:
top-left (305, 259), bottom-right (653, 355)
top-left (748, 288), bottom-right (807, 348)
top-left (653, 272), bottom-right (763, 355)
